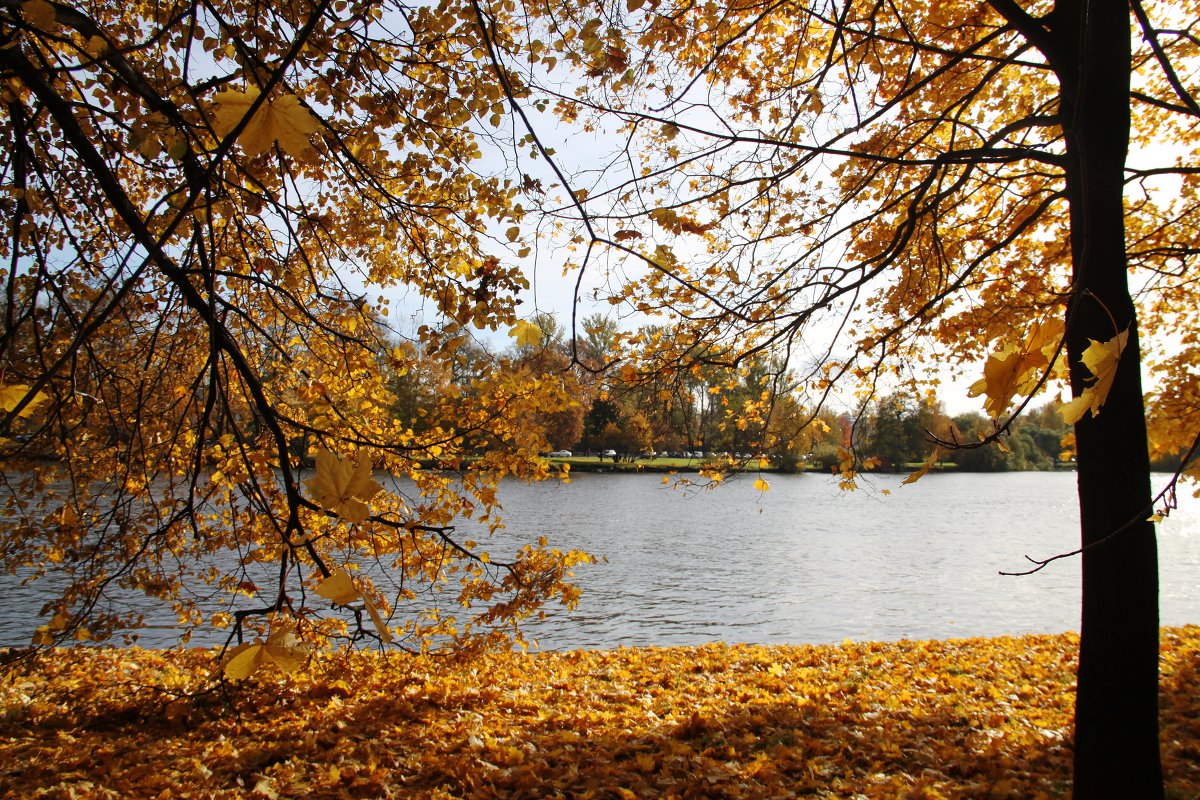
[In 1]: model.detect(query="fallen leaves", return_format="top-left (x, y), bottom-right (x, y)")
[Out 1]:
top-left (2, 627), bottom-right (1199, 798)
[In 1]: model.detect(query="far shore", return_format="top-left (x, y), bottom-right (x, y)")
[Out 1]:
top-left (542, 454), bottom-right (1078, 474)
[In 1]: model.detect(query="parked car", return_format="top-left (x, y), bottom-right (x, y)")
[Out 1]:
top-left (549, 450), bottom-right (572, 458)
top-left (600, 449), bottom-right (617, 459)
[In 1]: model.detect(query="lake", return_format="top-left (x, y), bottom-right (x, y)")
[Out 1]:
top-left (483, 470), bottom-right (1200, 648)
top-left (2, 471), bottom-right (1197, 649)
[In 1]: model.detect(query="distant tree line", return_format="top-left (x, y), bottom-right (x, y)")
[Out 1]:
top-left (383, 312), bottom-right (1185, 475)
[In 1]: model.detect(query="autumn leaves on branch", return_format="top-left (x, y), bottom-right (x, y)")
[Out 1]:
top-left (0, 0), bottom-right (1196, 679)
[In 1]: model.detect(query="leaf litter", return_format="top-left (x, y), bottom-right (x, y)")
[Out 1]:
top-left (1, 627), bottom-right (1197, 798)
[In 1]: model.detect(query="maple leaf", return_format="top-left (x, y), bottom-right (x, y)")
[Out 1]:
top-left (21, 0), bottom-right (56, 28)
top-left (315, 568), bottom-right (392, 642)
top-left (212, 87), bottom-right (321, 158)
top-left (652, 243), bottom-right (679, 268)
top-left (0, 383), bottom-right (46, 418)
top-left (902, 445), bottom-right (944, 486)
top-left (509, 319), bottom-right (543, 348)
top-left (262, 627), bottom-right (309, 673)
top-left (314, 567), bottom-right (361, 605)
top-left (304, 448), bottom-right (382, 524)
top-left (967, 318), bottom-right (1064, 418)
top-left (753, 477), bottom-right (770, 492)
top-left (222, 627), bottom-right (309, 681)
top-left (1059, 328), bottom-right (1130, 424)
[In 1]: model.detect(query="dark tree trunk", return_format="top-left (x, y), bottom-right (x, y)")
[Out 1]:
top-left (1049, 0), bottom-right (1164, 795)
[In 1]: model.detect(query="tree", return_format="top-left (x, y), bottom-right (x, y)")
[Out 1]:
top-left (5, 0), bottom-right (1197, 792)
top-left (485, 1), bottom-right (1199, 794)
top-left (575, 313), bottom-right (621, 371)
top-left (511, 311), bottom-right (591, 450)
top-left (953, 404), bottom-right (1070, 470)
top-left (0, 0), bottom-right (595, 660)
top-left (861, 392), bottom-right (943, 471)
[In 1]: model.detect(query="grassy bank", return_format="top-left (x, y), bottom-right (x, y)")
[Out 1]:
top-left (546, 456), bottom-right (971, 474)
top-left (2, 628), bottom-right (1198, 798)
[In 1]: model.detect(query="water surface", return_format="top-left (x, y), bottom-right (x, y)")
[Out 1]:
top-left (2, 471), bottom-right (1196, 649)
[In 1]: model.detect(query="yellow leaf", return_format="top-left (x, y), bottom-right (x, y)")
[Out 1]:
top-left (304, 448), bottom-right (382, 524)
top-left (315, 568), bottom-right (360, 605)
top-left (223, 642), bottom-right (265, 681)
top-left (263, 627), bottom-right (308, 673)
top-left (252, 777), bottom-right (279, 800)
top-left (509, 319), bottom-right (542, 348)
top-left (754, 477), bottom-right (770, 492)
top-left (1059, 328), bottom-right (1129, 424)
top-left (316, 569), bottom-right (391, 643)
top-left (652, 243), bottom-right (678, 268)
top-left (902, 446), bottom-right (943, 486)
top-left (22, 0), bottom-right (55, 28)
top-left (363, 594), bottom-right (393, 643)
top-left (0, 383), bottom-right (46, 418)
top-left (213, 87), bottom-right (321, 158)
top-left (968, 318), bottom-right (1063, 418)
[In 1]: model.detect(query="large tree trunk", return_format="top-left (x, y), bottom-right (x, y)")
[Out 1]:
top-left (1051, 1), bottom-right (1163, 795)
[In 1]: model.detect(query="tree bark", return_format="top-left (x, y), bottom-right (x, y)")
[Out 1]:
top-left (1050, 0), bottom-right (1164, 795)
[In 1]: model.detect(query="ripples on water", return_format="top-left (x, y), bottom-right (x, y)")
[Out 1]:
top-left (478, 471), bottom-right (1200, 649)
top-left (2, 471), bottom-right (1197, 649)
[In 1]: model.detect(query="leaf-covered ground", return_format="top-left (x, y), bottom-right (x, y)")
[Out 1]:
top-left (2, 628), bottom-right (1198, 799)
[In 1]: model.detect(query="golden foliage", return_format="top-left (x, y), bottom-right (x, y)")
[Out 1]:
top-left (0, 0), bottom-right (590, 652)
top-left (2, 627), bottom-right (1199, 798)
top-left (222, 627), bottom-right (309, 681)
top-left (314, 569), bottom-right (392, 644)
top-left (0, 384), bottom-right (44, 418)
top-left (968, 319), bottom-right (1065, 420)
top-left (509, 319), bottom-right (544, 349)
top-left (304, 450), bottom-right (383, 526)
top-left (1058, 330), bottom-right (1130, 425)
top-left (211, 87), bottom-right (322, 158)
